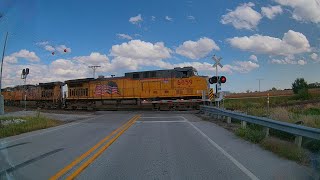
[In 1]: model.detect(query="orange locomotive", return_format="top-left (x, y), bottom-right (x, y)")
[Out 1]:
top-left (2, 67), bottom-right (209, 110)
top-left (2, 82), bottom-right (64, 108)
top-left (65, 67), bottom-right (209, 110)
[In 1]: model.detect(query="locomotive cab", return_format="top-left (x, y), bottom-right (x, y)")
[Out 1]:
top-left (174, 67), bottom-right (198, 78)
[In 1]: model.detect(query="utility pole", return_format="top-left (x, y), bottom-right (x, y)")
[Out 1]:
top-left (0, 31), bottom-right (8, 115)
top-left (88, 65), bottom-right (101, 79)
top-left (257, 78), bottom-right (264, 92)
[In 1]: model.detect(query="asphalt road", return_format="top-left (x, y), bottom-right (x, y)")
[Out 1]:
top-left (0, 112), bottom-right (312, 180)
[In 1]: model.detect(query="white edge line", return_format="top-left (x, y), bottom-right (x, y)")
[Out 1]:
top-left (179, 116), bottom-right (260, 180)
top-left (0, 115), bottom-right (104, 145)
top-left (136, 120), bottom-right (186, 123)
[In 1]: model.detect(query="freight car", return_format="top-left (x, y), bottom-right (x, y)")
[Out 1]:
top-left (65, 67), bottom-right (209, 110)
top-left (2, 82), bottom-right (64, 108)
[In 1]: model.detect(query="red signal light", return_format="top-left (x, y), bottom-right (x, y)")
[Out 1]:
top-left (220, 76), bottom-right (226, 83)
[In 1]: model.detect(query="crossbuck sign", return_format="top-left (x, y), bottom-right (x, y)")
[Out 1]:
top-left (212, 55), bottom-right (223, 68)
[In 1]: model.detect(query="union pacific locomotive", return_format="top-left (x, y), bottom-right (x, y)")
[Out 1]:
top-left (2, 67), bottom-right (210, 110)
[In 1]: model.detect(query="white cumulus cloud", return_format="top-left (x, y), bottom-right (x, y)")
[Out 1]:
top-left (176, 37), bottom-right (220, 60)
top-left (227, 30), bottom-right (310, 56)
top-left (50, 59), bottom-right (88, 78)
top-left (38, 42), bottom-right (71, 54)
top-left (2, 59), bottom-right (91, 87)
top-left (56, 45), bottom-right (71, 54)
top-left (297, 59), bottom-right (307, 65)
top-left (109, 40), bottom-right (173, 71)
top-left (165, 16), bottom-right (173, 21)
top-left (110, 40), bottom-right (172, 60)
top-left (274, 0), bottom-right (320, 23)
top-left (73, 52), bottom-right (110, 65)
top-left (231, 60), bottom-right (260, 73)
top-left (221, 2), bottom-right (262, 30)
top-left (3, 56), bottom-right (18, 64)
top-left (261, 5), bottom-right (283, 19)
top-left (36, 41), bottom-right (49, 46)
top-left (44, 45), bottom-right (55, 52)
top-left (270, 56), bottom-right (306, 65)
top-left (310, 53), bottom-right (318, 61)
top-left (129, 14), bottom-right (143, 24)
top-left (271, 56), bottom-right (296, 64)
top-left (187, 15), bottom-right (195, 21)
top-left (117, 33), bottom-right (133, 40)
top-left (249, 55), bottom-right (258, 62)
top-left (4, 49), bottom-right (40, 63)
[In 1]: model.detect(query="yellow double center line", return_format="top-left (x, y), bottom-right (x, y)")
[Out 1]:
top-left (50, 114), bottom-right (140, 180)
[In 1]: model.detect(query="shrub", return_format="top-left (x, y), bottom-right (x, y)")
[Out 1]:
top-left (294, 88), bottom-right (312, 100)
top-left (292, 78), bottom-right (308, 94)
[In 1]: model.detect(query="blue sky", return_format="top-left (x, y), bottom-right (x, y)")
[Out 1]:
top-left (0, 0), bottom-right (320, 92)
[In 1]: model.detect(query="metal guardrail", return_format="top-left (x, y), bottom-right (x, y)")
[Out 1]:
top-left (200, 105), bottom-right (320, 140)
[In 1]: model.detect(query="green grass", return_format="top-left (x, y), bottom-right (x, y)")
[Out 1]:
top-left (261, 138), bottom-right (309, 164)
top-left (224, 96), bottom-right (292, 110)
top-left (199, 112), bottom-right (315, 165)
top-left (303, 108), bottom-right (320, 115)
top-left (0, 116), bottom-right (63, 138)
top-left (270, 107), bottom-right (320, 129)
top-left (235, 127), bottom-right (265, 144)
top-left (224, 95), bottom-right (320, 129)
top-left (291, 107), bottom-right (320, 115)
top-left (235, 126), bottom-right (309, 164)
top-left (224, 94), bottom-right (320, 111)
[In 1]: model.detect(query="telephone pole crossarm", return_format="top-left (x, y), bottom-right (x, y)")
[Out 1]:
top-left (88, 65), bottom-right (101, 79)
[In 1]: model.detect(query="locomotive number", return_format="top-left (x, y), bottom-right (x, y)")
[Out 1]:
top-left (177, 79), bottom-right (192, 86)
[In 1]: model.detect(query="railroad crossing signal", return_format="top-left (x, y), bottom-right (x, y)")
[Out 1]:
top-left (211, 55), bottom-right (224, 108)
top-left (212, 55), bottom-right (223, 68)
top-left (21, 68), bottom-right (29, 79)
top-left (209, 88), bottom-right (214, 101)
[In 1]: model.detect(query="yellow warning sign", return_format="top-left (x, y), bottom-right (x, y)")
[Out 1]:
top-left (209, 88), bottom-right (214, 101)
